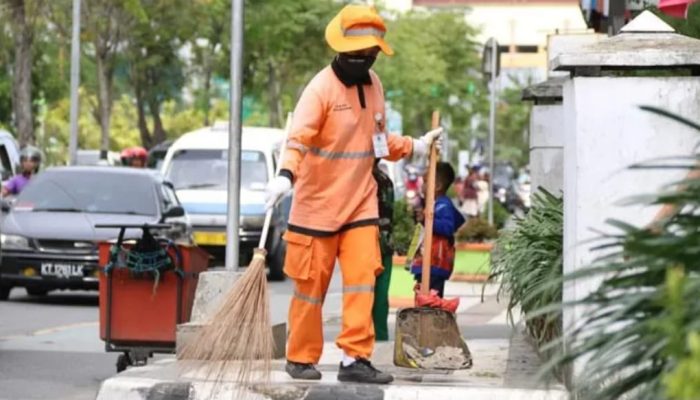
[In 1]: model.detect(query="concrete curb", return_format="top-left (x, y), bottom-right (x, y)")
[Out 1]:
top-left (96, 377), bottom-right (192, 400)
top-left (97, 377), bottom-right (567, 400)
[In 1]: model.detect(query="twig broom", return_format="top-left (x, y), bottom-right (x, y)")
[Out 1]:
top-left (180, 114), bottom-right (293, 392)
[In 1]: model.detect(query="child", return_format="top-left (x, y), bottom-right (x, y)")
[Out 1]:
top-left (411, 162), bottom-right (465, 298)
top-left (372, 159), bottom-right (394, 341)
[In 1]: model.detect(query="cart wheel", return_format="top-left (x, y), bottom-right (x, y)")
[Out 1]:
top-left (116, 353), bottom-right (132, 373)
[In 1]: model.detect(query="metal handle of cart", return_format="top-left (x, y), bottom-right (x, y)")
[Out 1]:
top-left (95, 223), bottom-right (185, 356)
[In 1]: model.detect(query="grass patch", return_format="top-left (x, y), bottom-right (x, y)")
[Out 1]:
top-left (388, 250), bottom-right (491, 298)
top-left (389, 265), bottom-right (415, 298)
top-left (454, 250), bottom-right (491, 275)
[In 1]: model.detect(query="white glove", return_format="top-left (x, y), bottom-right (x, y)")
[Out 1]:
top-left (265, 176), bottom-right (292, 210)
top-left (412, 127), bottom-right (444, 158)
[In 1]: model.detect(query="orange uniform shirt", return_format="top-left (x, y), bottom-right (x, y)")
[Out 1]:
top-left (282, 66), bottom-right (413, 235)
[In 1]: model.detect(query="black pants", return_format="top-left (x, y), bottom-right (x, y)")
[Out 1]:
top-left (414, 274), bottom-right (447, 298)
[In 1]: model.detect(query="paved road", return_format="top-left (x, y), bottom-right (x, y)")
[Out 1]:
top-left (0, 269), bottom-right (507, 400)
top-left (0, 289), bottom-right (112, 400)
top-left (0, 275), bottom-right (334, 400)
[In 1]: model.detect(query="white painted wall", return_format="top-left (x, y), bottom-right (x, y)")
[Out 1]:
top-left (530, 105), bottom-right (564, 194)
top-left (563, 77), bottom-right (700, 333)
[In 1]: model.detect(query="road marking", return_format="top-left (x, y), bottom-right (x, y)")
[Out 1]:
top-left (0, 321), bottom-right (98, 341)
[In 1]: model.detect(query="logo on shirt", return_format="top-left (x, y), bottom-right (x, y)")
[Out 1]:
top-left (333, 103), bottom-right (352, 112)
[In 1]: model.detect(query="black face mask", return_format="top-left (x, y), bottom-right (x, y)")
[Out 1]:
top-left (336, 53), bottom-right (376, 81)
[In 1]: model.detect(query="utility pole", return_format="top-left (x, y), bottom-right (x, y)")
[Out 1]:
top-left (225, 0), bottom-right (244, 270)
top-left (482, 38), bottom-right (500, 226)
top-left (68, 0), bottom-right (81, 166)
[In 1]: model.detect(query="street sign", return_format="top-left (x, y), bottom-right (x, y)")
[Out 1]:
top-left (481, 38), bottom-right (500, 81)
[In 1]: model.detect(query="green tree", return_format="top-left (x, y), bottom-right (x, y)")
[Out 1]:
top-left (374, 9), bottom-right (484, 146)
top-left (48, 0), bottom-right (146, 157)
top-left (126, 0), bottom-right (193, 148)
top-left (495, 75), bottom-right (533, 167)
top-left (0, 15), bottom-right (14, 130)
top-left (242, 0), bottom-right (337, 127)
top-left (2, 0), bottom-right (45, 145)
top-left (188, 0), bottom-right (228, 126)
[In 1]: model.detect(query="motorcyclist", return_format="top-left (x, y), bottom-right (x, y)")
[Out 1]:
top-left (120, 148), bottom-right (132, 166)
top-left (129, 147), bottom-right (148, 168)
top-left (121, 146), bottom-right (148, 168)
top-left (2, 146), bottom-right (42, 197)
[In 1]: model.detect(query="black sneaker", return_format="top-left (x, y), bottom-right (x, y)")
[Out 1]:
top-left (338, 358), bottom-right (394, 384)
top-left (285, 361), bottom-right (322, 380)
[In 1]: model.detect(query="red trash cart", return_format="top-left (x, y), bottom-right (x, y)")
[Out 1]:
top-left (96, 223), bottom-right (209, 372)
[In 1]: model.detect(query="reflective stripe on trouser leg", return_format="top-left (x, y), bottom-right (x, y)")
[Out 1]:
top-left (286, 233), bottom-right (338, 364)
top-left (336, 225), bottom-right (382, 359)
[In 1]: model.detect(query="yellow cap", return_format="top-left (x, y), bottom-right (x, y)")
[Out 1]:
top-left (325, 4), bottom-right (393, 56)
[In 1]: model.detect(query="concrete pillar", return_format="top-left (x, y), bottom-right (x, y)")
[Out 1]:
top-left (551, 10), bottom-right (700, 378)
top-left (522, 78), bottom-right (565, 194)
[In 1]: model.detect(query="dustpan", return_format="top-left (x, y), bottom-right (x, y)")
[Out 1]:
top-left (393, 111), bottom-right (472, 370)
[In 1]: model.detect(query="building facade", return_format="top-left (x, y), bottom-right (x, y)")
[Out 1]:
top-left (384, 0), bottom-right (589, 83)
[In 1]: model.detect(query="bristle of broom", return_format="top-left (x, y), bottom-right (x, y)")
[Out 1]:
top-left (179, 248), bottom-right (274, 396)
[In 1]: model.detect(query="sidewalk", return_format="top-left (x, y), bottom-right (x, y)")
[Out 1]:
top-left (95, 282), bottom-right (567, 400)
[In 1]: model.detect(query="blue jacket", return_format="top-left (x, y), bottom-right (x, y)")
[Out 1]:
top-left (432, 195), bottom-right (465, 244)
top-left (411, 195), bottom-right (466, 279)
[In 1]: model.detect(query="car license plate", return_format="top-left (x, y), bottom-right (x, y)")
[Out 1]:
top-left (193, 231), bottom-right (226, 246)
top-left (40, 263), bottom-right (84, 278)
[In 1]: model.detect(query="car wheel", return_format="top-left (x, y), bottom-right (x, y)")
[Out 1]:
top-left (267, 242), bottom-right (286, 282)
top-left (0, 284), bottom-right (11, 301)
top-left (26, 288), bottom-right (49, 297)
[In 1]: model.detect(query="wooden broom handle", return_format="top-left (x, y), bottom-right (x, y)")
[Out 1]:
top-left (421, 111), bottom-right (440, 296)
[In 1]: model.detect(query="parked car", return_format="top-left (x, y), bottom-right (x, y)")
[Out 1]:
top-left (0, 129), bottom-right (20, 181)
top-left (147, 140), bottom-right (173, 170)
top-left (161, 123), bottom-right (290, 280)
top-left (0, 167), bottom-right (190, 300)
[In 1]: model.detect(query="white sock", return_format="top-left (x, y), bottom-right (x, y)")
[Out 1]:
top-left (342, 353), bottom-right (356, 367)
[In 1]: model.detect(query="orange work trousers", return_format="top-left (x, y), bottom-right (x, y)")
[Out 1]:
top-left (283, 225), bottom-right (382, 364)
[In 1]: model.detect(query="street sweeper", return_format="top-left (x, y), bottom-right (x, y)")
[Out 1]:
top-left (264, 4), bottom-right (442, 385)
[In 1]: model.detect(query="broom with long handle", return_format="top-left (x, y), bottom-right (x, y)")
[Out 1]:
top-left (418, 111), bottom-right (439, 350)
top-left (181, 113), bottom-right (293, 390)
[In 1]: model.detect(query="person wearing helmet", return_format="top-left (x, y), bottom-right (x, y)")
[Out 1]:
top-left (120, 148), bottom-right (133, 167)
top-left (264, 4), bottom-right (442, 385)
top-left (129, 146), bottom-right (148, 168)
top-left (2, 146), bottom-right (42, 197)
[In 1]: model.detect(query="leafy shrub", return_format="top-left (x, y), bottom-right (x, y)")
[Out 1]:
top-left (392, 198), bottom-right (415, 256)
top-left (490, 189), bottom-right (563, 350)
top-left (456, 217), bottom-right (498, 242)
top-left (487, 199), bottom-right (511, 229)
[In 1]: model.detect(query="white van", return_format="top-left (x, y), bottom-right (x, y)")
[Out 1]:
top-left (160, 124), bottom-right (289, 280)
top-left (0, 130), bottom-right (20, 181)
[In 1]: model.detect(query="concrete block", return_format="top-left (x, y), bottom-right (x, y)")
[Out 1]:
top-left (176, 268), bottom-right (287, 360)
top-left (189, 268), bottom-right (244, 323)
top-left (530, 105), bottom-right (564, 148)
top-left (176, 320), bottom-right (286, 359)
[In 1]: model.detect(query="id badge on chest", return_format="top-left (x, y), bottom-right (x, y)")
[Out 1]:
top-left (372, 132), bottom-right (390, 158)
